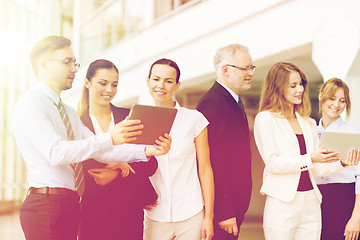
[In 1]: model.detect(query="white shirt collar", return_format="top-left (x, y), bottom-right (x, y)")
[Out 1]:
top-left (216, 80), bottom-right (239, 102)
top-left (35, 82), bottom-right (61, 105)
top-left (318, 117), bottom-right (345, 131)
top-left (150, 101), bottom-right (180, 109)
top-left (89, 112), bottom-right (115, 134)
top-left (318, 117), bottom-right (345, 140)
top-left (174, 101), bottom-right (181, 110)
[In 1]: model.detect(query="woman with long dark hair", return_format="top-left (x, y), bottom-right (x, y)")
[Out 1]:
top-left (143, 58), bottom-right (214, 240)
top-left (77, 59), bottom-right (158, 240)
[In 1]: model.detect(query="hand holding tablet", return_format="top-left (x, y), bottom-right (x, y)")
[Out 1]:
top-left (128, 104), bottom-right (177, 145)
top-left (320, 130), bottom-right (360, 165)
top-left (342, 147), bottom-right (360, 166)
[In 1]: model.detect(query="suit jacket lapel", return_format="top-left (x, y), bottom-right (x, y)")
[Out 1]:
top-left (81, 104), bottom-right (129, 133)
top-left (296, 113), bottom-right (313, 155)
top-left (277, 113), bottom-right (301, 151)
top-left (80, 110), bottom-right (95, 134)
top-left (237, 97), bottom-right (249, 128)
top-left (110, 104), bottom-right (130, 124)
top-left (214, 82), bottom-right (241, 114)
top-left (110, 104), bottom-right (120, 123)
top-left (214, 82), bottom-right (249, 135)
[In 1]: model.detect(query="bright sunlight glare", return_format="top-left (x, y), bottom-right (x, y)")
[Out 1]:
top-left (0, 32), bottom-right (18, 64)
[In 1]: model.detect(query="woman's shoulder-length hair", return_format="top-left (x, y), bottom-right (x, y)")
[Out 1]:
top-left (259, 62), bottom-right (311, 119)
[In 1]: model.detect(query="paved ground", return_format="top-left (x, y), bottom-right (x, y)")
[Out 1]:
top-left (0, 212), bottom-right (264, 240)
top-left (238, 221), bottom-right (264, 240)
top-left (0, 212), bottom-right (24, 240)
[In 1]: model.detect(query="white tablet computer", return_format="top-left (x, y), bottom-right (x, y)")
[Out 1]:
top-left (128, 104), bottom-right (177, 145)
top-left (320, 130), bottom-right (360, 158)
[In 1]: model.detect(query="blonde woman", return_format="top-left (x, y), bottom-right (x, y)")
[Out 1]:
top-left (316, 78), bottom-right (360, 240)
top-left (254, 62), bottom-right (354, 240)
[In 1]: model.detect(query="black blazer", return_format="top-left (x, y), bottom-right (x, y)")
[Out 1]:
top-left (196, 81), bottom-right (252, 224)
top-left (79, 104), bottom-right (158, 221)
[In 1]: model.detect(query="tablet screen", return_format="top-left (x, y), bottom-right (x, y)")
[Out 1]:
top-left (128, 104), bottom-right (177, 145)
top-left (320, 130), bottom-right (360, 158)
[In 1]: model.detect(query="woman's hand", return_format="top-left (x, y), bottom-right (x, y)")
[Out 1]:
top-left (106, 163), bottom-right (135, 177)
top-left (310, 148), bottom-right (340, 163)
top-left (344, 215), bottom-right (360, 240)
top-left (342, 148), bottom-right (360, 166)
top-left (201, 216), bottom-right (214, 240)
top-left (109, 118), bottom-right (143, 145)
top-left (218, 217), bottom-right (237, 236)
top-left (88, 168), bottom-right (119, 185)
top-left (145, 134), bottom-right (172, 157)
top-left (144, 201), bottom-right (158, 211)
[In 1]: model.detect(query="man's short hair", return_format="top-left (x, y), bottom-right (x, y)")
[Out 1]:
top-left (213, 44), bottom-right (249, 72)
top-left (31, 36), bottom-right (71, 75)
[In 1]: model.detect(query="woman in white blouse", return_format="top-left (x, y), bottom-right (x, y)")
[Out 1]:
top-left (143, 58), bottom-right (214, 240)
top-left (254, 62), bottom-right (352, 240)
top-left (316, 78), bottom-right (360, 240)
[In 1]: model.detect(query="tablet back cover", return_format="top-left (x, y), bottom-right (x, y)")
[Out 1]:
top-left (129, 104), bottom-right (177, 145)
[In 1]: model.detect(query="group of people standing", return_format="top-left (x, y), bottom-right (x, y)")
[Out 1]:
top-left (13, 34), bottom-right (360, 240)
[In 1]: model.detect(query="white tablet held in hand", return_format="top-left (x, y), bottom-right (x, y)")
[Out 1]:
top-left (320, 130), bottom-right (360, 158)
top-left (128, 104), bottom-right (177, 145)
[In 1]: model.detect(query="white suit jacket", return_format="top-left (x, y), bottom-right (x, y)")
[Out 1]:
top-left (254, 111), bottom-right (344, 203)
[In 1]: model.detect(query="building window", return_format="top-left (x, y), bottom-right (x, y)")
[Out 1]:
top-left (155, 0), bottom-right (197, 19)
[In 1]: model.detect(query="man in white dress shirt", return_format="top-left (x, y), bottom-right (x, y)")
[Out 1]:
top-left (13, 36), bottom-right (171, 240)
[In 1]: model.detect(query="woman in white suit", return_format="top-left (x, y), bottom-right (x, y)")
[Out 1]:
top-left (254, 62), bottom-right (349, 240)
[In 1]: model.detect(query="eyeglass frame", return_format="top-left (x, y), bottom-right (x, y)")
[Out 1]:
top-left (48, 59), bottom-right (80, 70)
top-left (225, 64), bottom-right (256, 72)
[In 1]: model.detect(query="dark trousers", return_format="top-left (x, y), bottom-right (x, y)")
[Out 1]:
top-left (20, 191), bottom-right (80, 240)
top-left (78, 203), bottom-right (144, 240)
top-left (318, 183), bottom-right (355, 240)
top-left (213, 214), bottom-right (244, 240)
top-left (79, 217), bottom-right (144, 240)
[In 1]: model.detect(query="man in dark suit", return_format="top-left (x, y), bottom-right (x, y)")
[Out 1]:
top-left (196, 44), bottom-right (255, 240)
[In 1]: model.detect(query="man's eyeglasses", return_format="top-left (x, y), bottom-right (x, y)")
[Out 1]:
top-left (49, 59), bottom-right (80, 70)
top-left (226, 64), bottom-right (256, 72)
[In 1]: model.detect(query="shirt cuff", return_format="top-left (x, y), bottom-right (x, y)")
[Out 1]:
top-left (96, 133), bottom-right (114, 152)
top-left (133, 144), bottom-right (147, 160)
top-left (133, 144), bottom-right (150, 161)
top-left (355, 175), bottom-right (360, 194)
top-left (301, 154), bottom-right (313, 171)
